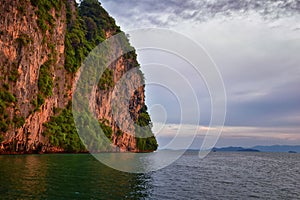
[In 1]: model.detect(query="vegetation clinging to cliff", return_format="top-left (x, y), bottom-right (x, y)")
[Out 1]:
top-left (135, 105), bottom-right (158, 152)
top-left (43, 103), bottom-right (86, 152)
top-left (38, 60), bottom-right (53, 98)
top-left (30, 0), bottom-right (62, 33)
top-left (98, 68), bottom-right (114, 90)
top-left (79, 0), bottom-right (121, 39)
top-left (64, 1), bottom-right (88, 72)
top-left (64, 0), bottom-right (120, 73)
top-left (0, 90), bottom-right (16, 133)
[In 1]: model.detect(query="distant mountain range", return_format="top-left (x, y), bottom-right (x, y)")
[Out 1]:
top-left (211, 145), bottom-right (300, 153)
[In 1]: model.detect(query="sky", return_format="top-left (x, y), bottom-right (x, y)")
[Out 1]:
top-left (99, 0), bottom-right (300, 148)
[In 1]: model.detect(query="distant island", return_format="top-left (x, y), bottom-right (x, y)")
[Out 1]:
top-left (210, 145), bottom-right (300, 153)
top-left (252, 145), bottom-right (300, 153)
top-left (212, 147), bottom-right (260, 152)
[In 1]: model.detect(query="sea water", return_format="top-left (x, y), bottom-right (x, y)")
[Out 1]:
top-left (0, 151), bottom-right (299, 199)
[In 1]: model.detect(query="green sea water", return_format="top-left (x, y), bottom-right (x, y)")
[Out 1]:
top-left (0, 154), bottom-right (150, 199)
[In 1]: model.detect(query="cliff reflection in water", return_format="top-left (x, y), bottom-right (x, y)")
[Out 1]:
top-left (0, 154), bottom-right (151, 199)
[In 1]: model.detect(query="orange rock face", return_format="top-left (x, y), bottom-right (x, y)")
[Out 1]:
top-left (0, 0), bottom-right (155, 154)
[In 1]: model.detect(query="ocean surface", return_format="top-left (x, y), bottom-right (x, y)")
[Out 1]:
top-left (0, 151), bottom-right (299, 199)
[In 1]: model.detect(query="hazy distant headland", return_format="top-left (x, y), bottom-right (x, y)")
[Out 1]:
top-left (211, 145), bottom-right (300, 153)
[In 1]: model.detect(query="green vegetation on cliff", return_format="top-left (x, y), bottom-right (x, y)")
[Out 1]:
top-left (0, 89), bottom-right (25, 134)
top-left (43, 103), bottom-right (86, 152)
top-left (38, 60), bottom-right (53, 97)
top-left (64, 2), bottom-right (88, 72)
top-left (64, 0), bottom-right (120, 73)
top-left (135, 105), bottom-right (158, 152)
top-left (30, 0), bottom-right (62, 33)
top-left (43, 103), bottom-right (114, 153)
top-left (98, 68), bottom-right (114, 90)
top-left (0, 90), bottom-right (15, 133)
top-left (79, 0), bottom-right (121, 38)
top-left (99, 121), bottom-right (113, 141)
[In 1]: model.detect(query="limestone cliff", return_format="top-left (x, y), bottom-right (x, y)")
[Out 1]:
top-left (0, 0), bottom-right (158, 154)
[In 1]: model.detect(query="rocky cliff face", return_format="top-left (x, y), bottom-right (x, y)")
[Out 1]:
top-left (0, 0), bottom-right (157, 154)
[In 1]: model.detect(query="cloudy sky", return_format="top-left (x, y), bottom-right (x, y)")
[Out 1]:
top-left (99, 0), bottom-right (300, 148)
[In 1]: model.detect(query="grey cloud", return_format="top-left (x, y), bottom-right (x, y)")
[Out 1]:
top-left (226, 80), bottom-right (300, 127)
top-left (101, 0), bottom-right (300, 28)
